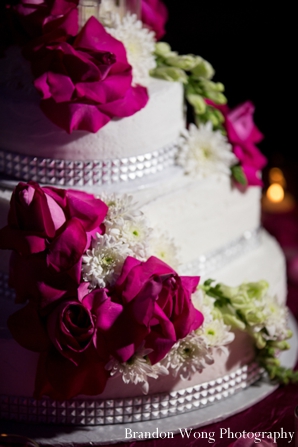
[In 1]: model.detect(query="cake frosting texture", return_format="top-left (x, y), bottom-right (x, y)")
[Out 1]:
top-left (0, 49), bottom-right (184, 161)
top-left (0, 0), bottom-right (293, 428)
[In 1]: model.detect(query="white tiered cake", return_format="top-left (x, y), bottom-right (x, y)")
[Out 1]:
top-left (0, 0), bottom-right (291, 427)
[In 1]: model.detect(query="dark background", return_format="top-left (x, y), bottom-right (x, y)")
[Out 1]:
top-left (161, 1), bottom-right (297, 193)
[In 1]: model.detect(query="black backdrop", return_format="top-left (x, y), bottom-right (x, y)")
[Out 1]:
top-left (161, 1), bottom-right (296, 184)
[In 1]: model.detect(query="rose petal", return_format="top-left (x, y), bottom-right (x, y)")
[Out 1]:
top-left (40, 98), bottom-right (111, 133)
top-left (34, 347), bottom-right (109, 399)
top-left (47, 217), bottom-right (87, 272)
top-left (66, 190), bottom-right (108, 232)
top-left (99, 85), bottom-right (148, 118)
top-left (0, 226), bottom-right (46, 255)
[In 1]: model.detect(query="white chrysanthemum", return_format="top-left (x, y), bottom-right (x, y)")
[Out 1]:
top-left (105, 347), bottom-right (168, 394)
top-left (178, 122), bottom-right (237, 177)
top-left (260, 295), bottom-right (289, 341)
top-left (121, 219), bottom-right (151, 260)
top-left (100, 193), bottom-right (142, 228)
top-left (192, 289), bottom-right (234, 354)
top-left (149, 232), bottom-right (180, 270)
top-left (106, 14), bottom-right (156, 86)
top-left (203, 319), bottom-right (235, 349)
top-left (162, 332), bottom-right (214, 380)
top-left (192, 288), bottom-right (215, 324)
top-left (102, 192), bottom-right (151, 257)
top-left (82, 232), bottom-right (133, 287)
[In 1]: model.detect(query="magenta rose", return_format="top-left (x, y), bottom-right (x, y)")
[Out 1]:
top-left (207, 100), bottom-right (266, 186)
top-left (109, 256), bottom-right (203, 364)
top-left (0, 181), bottom-right (108, 304)
top-left (141, 0), bottom-right (168, 40)
top-left (32, 17), bottom-right (148, 133)
top-left (225, 101), bottom-right (267, 186)
top-left (47, 300), bottom-right (95, 364)
top-left (11, 0), bottom-right (79, 42)
top-left (7, 284), bottom-right (112, 399)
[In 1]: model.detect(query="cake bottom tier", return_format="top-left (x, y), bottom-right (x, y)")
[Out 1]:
top-left (0, 229), bottom-right (287, 425)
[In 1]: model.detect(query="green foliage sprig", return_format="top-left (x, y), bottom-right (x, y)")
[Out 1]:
top-left (151, 42), bottom-right (227, 131)
top-left (151, 43), bottom-right (248, 184)
top-left (201, 279), bottom-right (297, 385)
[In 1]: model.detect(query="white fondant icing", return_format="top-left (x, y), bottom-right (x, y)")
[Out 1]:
top-left (0, 225), bottom-right (287, 398)
top-left (0, 49), bottom-right (185, 161)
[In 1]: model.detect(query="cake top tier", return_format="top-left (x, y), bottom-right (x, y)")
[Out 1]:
top-left (0, 0), bottom-right (266, 188)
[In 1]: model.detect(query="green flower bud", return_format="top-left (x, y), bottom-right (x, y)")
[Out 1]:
top-left (205, 90), bottom-right (227, 105)
top-left (155, 42), bottom-right (173, 58)
top-left (245, 310), bottom-right (264, 325)
top-left (286, 329), bottom-right (293, 339)
top-left (186, 94), bottom-right (206, 114)
top-left (165, 54), bottom-right (201, 71)
top-left (191, 58), bottom-right (215, 79)
top-left (223, 314), bottom-right (246, 330)
top-left (218, 284), bottom-right (240, 300)
top-left (230, 291), bottom-right (250, 306)
top-left (245, 281), bottom-right (269, 300)
top-left (254, 332), bottom-right (266, 349)
top-left (264, 356), bottom-right (280, 366)
top-left (215, 82), bottom-right (225, 92)
top-left (271, 341), bottom-right (290, 351)
top-left (150, 66), bottom-right (188, 83)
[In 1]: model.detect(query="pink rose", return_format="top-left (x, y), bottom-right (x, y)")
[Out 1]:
top-left (42, 285), bottom-right (124, 365)
top-left (32, 17), bottom-right (148, 133)
top-left (7, 284), bottom-right (113, 399)
top-left (11, 0), bottom-right (79, 41)
top-left (141, 0), bottom-right (168, 40)
top-left (0, 181), bottom-right (108, 304)
top-left (207, 100), bottom-right (267, 186)
top-left (47, 300), bottom-right (95, 363)
top-left (226, 101), bottom-right (266, 186)
top-left (111, 256), bottom-right (203, 364)
top-left (7, 1), bottom-right (149, 132)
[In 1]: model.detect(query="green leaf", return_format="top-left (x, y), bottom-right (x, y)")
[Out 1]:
top-left (231, 165), bottom-right (248, 185)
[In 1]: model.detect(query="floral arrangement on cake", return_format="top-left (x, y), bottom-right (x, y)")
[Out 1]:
top-left (0, 182), bottom-right (296, 399)
top-left (151, 42), bottom-right (267, 186)
top-left (2, 0), bottom-right (266, 187)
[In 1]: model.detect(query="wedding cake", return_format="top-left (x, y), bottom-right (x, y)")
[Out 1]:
top-left (0, 0), bottom-right (292, 426)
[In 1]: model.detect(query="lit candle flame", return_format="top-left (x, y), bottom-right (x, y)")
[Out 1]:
top-left (267, 183), bottom-right (285, 203)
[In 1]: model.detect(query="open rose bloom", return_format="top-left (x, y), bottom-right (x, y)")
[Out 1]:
top-left (6, 0), bottom-right (149, 133)
top-left (208, 100), bottom-right (267, 186)
top-left (0, 182), bottom-right (203, 399)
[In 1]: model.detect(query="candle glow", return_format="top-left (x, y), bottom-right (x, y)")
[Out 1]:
top-left (266, 183), bottom-right (285, 203)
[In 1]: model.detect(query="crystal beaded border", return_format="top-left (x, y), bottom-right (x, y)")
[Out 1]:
top-left (0, 228), bottom-right (261, 303)
top-left (180, 228), bottom-right (261, 277)
top-left (0, 363), bottom-right (262, 426)
top-left (0, 143), bottom-right (179, 187)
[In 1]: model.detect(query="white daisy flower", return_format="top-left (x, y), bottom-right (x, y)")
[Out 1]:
top-left (178, 122), bottom-right (237, 177)
top-left (162, 332), bottom-right (214, 380)
top-left (148, 232), bottom-right (180, 270)
top-left (99, 193), bottom-right (142, 228)
top-left (82, 232), bottom-right (133, 288)
top-left (259, 294), bottom-right (289, 342)
top-left (203, 319), bottom-right (235, 349)
top-left (121, 219), bottom-right (151, 260)
top-left (105, 346), bottom-right (168, 394)
top-left (106, 13), bottom-right (156, 86)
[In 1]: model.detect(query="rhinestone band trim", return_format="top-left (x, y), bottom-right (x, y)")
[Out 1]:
top-left (0, 143), bottom-right (179, 187)
top-left (0, 228), bottom-right (261, 303)
top-left (0, 363), bottom-right (262, 425)
top-left (180, 228), bottom-right (261, 276)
